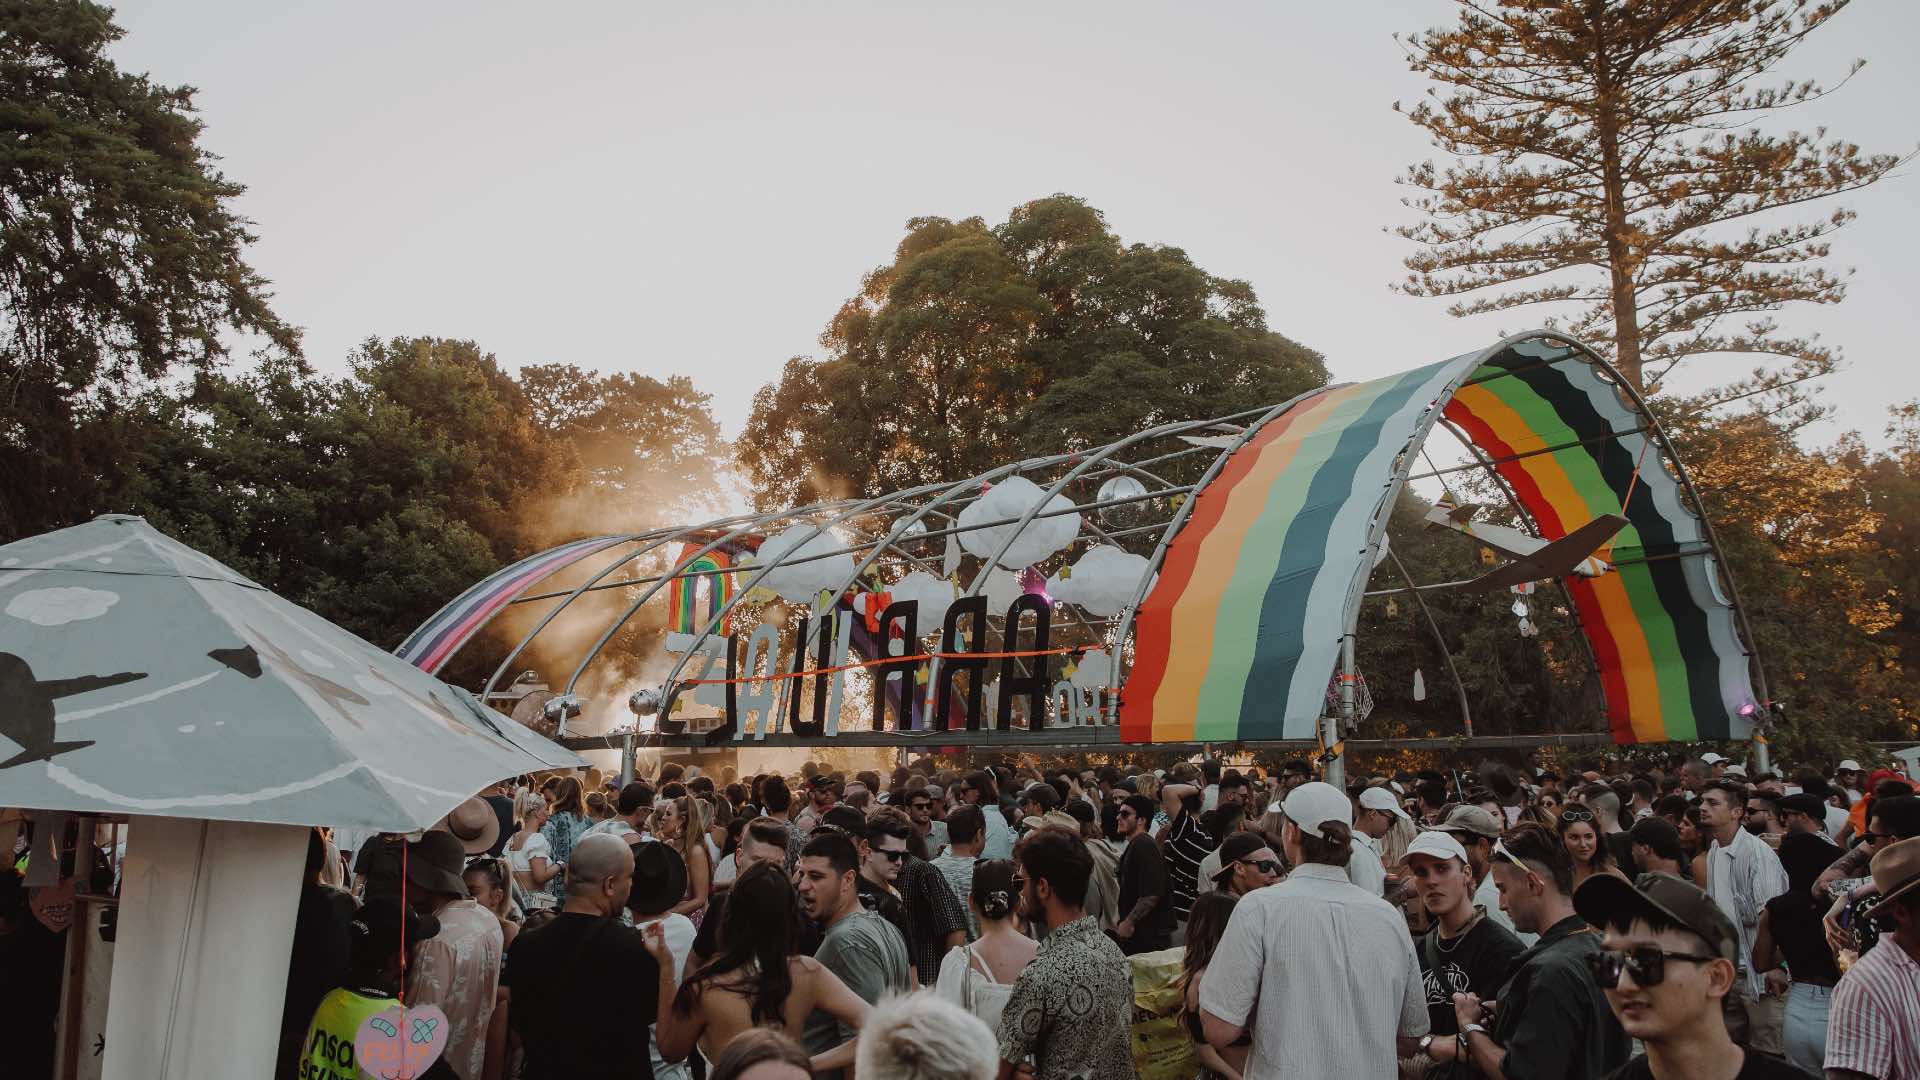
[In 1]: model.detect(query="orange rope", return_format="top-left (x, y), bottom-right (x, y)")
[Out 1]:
top-left (679, 645), bottom-right (1084, 686)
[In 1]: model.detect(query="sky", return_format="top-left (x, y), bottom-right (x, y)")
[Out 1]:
top-left (108, 1), bottom-right (1919, 453)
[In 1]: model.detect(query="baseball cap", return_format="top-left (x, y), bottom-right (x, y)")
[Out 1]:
top-left (1282, 781), bottom-right (1351, 837)
top-left (1723, 764), bottom-right (1747, 778)
top-left (1574, 871), bottom-right (1739, 960)
top-left (1359, 786), bottom-right (1411, 823)
top-left (1837, 759), bottom-right (1862, 773)
top-left (1777, 793), bottom-right (1825, 819)
top-left (1210, 831), bottom-right (1274, 884)
top-left (1403, 830), bottom-right (1470, 865)
top-left (1701, 753), bottom-right (1727, 765)
top-left (1433, 804), bottom-right (1502, 840)
top-left (349, 897), bottom-right (440, 964)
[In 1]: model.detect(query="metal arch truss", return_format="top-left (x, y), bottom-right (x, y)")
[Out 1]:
top-left (420, 329), bottom-right (1765, 756)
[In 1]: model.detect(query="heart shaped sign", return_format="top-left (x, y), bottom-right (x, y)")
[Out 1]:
top-left (355, 1003), bottom-right (449, 1080)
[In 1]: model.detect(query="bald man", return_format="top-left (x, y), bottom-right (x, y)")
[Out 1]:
top-left (505, 833), bottom-right (662, 1074)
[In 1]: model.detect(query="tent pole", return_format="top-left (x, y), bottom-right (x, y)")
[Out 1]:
top-left (1328, 634), bottom-right (1355, 790)
top-left (621, 730), bottom-right (636, 786)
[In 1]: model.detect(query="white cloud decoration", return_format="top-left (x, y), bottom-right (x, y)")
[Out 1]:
top-left (749, 524), bottom-right (855, 605)
top-left (888, 571), bottom-right (958, 631)
top-left (5, 586), bottom-right (121, 627)
top-left (956, 476), bottom-right (1081, 568)
top-left (1046, 546), bottom-right (1156, 616)
top-left (979, 568), bottom-right (1024, 613)
top-left (1070, 648), bottom-right (1119, 691)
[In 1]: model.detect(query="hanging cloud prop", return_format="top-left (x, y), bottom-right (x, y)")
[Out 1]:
top-left (1046, 546), bottom-right (1156, 617)
top-left (979, 568), bottom-right (1024, 613)
top-left (751, 524), bottom-right (855, 605)
top-left (889, 571), bottom-right (958, 631)
top-left (1070, 648), bottom-right (1118, 691)
top-left (956, 476), bottom-right (1081, 568)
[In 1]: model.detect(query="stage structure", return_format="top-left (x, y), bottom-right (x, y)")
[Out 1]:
top-left (400, 332), bottom-right (1774, 783)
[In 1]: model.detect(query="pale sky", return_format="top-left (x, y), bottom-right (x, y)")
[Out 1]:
top-left (110, 1), bottom-right (1918, 452)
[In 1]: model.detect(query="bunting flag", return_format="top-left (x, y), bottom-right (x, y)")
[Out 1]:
top-left (395, 536), bottom-right (633, 674)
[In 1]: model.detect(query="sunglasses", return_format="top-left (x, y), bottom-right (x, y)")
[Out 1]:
top-left (1559, 809), bottom-right (1595, 824)
top-left (1861, 830), bottom-right (1892, 844)
top-left (1585, 945), bottom-right (1718, 988)
top-left (1492, 838), bottom-right (1542, 882)
top-left (874, 848), bottom-right (908, 863)
top-left (909, 802), bottom-right (932, 811)
top-left (1238, 858), bottom-right (1281, 875)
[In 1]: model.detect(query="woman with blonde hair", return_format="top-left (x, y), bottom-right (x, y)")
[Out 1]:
top-left (656, 794), bottom-right (715, 926)
top-left (506, 792), bottom-right (560, 910)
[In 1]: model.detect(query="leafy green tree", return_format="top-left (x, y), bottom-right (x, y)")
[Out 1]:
top-left (1394, 0), bottom-right (1906, 389)
top-left (518, 363), bottom-right (729, 518)
top-left (0, 0), bottom-right (297, 538)
top-left (739, 196), bottom-right (1328, 508)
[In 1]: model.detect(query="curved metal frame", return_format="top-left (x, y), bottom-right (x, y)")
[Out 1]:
top-left (405, 330), bottom-right (1768, 764)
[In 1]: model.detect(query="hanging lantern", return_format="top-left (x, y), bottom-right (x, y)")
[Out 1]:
top-left (1511, 598), bottom-right (1529, 618)
top-left (1480, 546), bottom-right (1498, 566)
top-left (1412, 668), bottom-right (1427, 701)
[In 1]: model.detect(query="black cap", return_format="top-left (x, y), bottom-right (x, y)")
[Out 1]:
top-left (808, 773), bottom-right (838, 790)
top-left (821, 803), bottom-right (867, 839)
top-left (1210, 831), bottom-right (1273, 884)
top-left (1777, 793), bottom-right (1825, 819)
top-left (1574, 871), bottom-right (1739, 960)
top-left (349, 897), bottom-right (440, 964)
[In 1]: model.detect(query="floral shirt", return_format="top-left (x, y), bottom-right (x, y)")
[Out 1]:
top-left (408, 899), bottom-right (503, 1080)
top-left (995, 916), bottom-right (1136, 1080)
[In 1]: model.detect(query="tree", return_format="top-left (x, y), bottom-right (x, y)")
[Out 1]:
top-left (518, 363), bottom-right (730, 519)
top-left (739, 195), bottom-right (1328, 508)
top-left (0, 0), bottom-right (297, 538)
top-left (1393, 0), bottom-right (1906, 389)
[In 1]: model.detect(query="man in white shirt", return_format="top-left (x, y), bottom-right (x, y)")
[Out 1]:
top-left (1699, 779), bottom-right (1789, 1056)
top-left (581, 782), bottom-right (649, 842)
top-left (1199, 782), bottom-right (1427, 1077)
top-left (1350, 786), bottom-right (1405, 897)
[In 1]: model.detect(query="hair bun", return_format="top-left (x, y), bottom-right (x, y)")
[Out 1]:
top-left (982, 889), bottom-right (1013, 920)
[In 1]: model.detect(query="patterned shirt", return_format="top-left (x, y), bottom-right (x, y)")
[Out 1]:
top-left (1705, 827), bottom-right (1789, 996)
top-left (1827, 932), bottom-right (1920, 1079)
top-left (996, 916), bottom-right (1136, 1080)
top-left (896, 856), bottom-right (970, 985)
top-left (408, 899), bottom-right (503, 1080)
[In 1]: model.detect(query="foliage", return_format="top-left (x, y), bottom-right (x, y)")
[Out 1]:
top-left (0, 0), bottom-right (298, 537)
top-left (738, 195), bottom-right (1329, 508)
top-left (1393, 0), bottom-right (1905, 388)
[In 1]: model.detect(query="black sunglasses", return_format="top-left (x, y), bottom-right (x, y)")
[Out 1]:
top-left (1238, 858), bottom-right (1281, 874)
top-left (909, 801), bottom-right (932, 810)
top-left (1585, 945), bottom-right (1717, 988)
top-left (875, 848), bottom-right (908, 863)
top-left (1860, 830), bottom-right (1891, 844)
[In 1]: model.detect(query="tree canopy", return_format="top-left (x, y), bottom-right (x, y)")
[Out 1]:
top-left (0, 0), bottom-right (298, 537)
top-left (1393, 0), bottom-right (1905, 389)
top-left (738, 195), bottom-right (1329, 508)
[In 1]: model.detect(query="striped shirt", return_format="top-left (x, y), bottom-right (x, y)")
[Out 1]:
top-left (1199, 863), bottom-right (1428, 1078)
top-left (1826, 935), bottom-right (1920, 1079)
top-left (1163, 811), bottom-right (1214, 921)
top-left (1705, 827), bottom-right (1789, 997)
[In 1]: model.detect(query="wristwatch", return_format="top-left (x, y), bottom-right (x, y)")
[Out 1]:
top-left (1461, 1023), bottom-right (1488, 1038)
top-left (1418, 1035), bottom-right (1435, 1054)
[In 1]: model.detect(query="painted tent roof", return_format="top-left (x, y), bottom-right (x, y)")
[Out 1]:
top-left (1123, 334), bottom-right (1758, 744)
top-left (0, 516), bottom-right (583, 830)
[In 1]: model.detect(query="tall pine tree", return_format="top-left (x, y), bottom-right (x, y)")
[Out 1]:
top-left (1393, 0), bottom-right (1906, 389)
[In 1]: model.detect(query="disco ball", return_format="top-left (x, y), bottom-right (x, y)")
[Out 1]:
top-left (1095, 475), bottom-right (1151, 529)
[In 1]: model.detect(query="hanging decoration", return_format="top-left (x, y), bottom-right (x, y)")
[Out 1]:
top-left (666, 545), bottom-right (739, 634)
top-left (1413, 668), bottom-right (1426, 701)
top-left (957, 476), bottom-right (1081, 567)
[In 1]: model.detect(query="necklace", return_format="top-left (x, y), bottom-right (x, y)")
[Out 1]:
top-left (1437, 909), bottom-right (1484, 954)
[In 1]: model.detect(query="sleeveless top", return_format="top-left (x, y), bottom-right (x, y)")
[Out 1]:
top-left (935, 943), bottom-right (1015, 1034)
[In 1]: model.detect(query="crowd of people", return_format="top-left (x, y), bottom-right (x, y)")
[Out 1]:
top-left (6, 751), bottom-right (1920, 1079)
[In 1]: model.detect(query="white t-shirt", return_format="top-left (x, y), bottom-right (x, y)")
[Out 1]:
top-left (1826, 804), bottom-right (1851, 839)
top-left (712, 850), bottom-right (738, 889)
top-left (634, 912), bottom-right (698, 1080)
top-left (506, 832), bottom-right (551, 870)
top-left (1346, 833), bottom-right (1386, 896)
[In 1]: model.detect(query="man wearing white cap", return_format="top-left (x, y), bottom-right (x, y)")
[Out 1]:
top-left (1351, 786), bottom-right (1405, 898)
top-left (1199, 782), bottom-right (1428, 1077)
top-left (1400, 830), bottom-right (1526, 1073)
top-left (1701, 752), bottom-right (1729, 777)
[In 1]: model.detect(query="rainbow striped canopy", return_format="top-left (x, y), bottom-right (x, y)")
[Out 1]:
top-left (1123, 335), bottom-right (1759, 745)
top-left (396, 535), bottom-right (633, 674)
